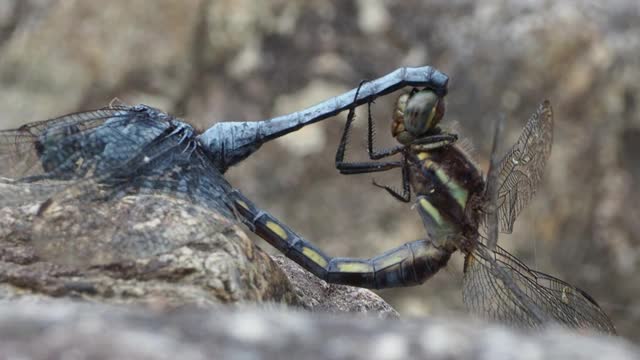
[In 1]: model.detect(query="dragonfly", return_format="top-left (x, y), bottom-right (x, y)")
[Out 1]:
top-left (0, 66), bottom-right (448, 265)
top-left (230, 82), bottom-right (617, 334)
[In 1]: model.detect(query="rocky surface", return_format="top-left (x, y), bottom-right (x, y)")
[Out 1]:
top-left (0, 189), bottom-right (395, 316)
top-left (0, 193), bottom-right (297, 306)
top-left (0, 301), bottom-right (637, 360)
top-left (0, 0), bottom-right (638, 344)
top-left (272, 255), bottom-right (398, 318)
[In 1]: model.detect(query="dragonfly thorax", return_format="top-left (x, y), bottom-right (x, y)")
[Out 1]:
top-left (410, 147), bottom-right (485, 248)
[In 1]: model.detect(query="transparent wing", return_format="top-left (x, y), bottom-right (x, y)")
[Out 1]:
top-left (1, 106), bottom-right (236, 267)
top-left (489, 101), bottom-right (553, 233)
top-left (0, 106), bottom-right (145, 180)
top-left (10, 139), bottom-right (235, 267)
top-left (462, 243), bottom-right (616, 334)
top-left (0, 104), bottom-right (198, 204)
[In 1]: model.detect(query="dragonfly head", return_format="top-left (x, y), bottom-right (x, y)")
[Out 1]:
top-left (392, 89), bottom-right (445, 145)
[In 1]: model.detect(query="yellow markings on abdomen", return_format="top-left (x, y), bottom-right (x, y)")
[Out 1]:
top-left (412, 243), bottom-right (445, 260)
top-left (302, 247), bottom-right (328, 268)
top-left (417, 152), bottom-right (429, 160)
top-left (375, 250), bottom-right (410, 269)
top-left (336, 261), bottom-right (373, 273)
top-left (234, 199), bottom-right (249, 210)
top-left (419, 197), bottom-right (444, 226)
top-left (265, 221), bottom-right (288, 240)
top-left (441, 172), bottom-right (469, 208)
top-left (422, 159), bottom-right (469, 208)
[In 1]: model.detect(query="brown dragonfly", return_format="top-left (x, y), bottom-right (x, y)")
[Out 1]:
top-left (231, 82), bottom-right (616, 334)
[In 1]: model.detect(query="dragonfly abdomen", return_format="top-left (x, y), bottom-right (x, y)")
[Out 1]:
top-left (230, 189), bottom-right (454, 289)
top-left (326, 240), bottom-right (454, 288)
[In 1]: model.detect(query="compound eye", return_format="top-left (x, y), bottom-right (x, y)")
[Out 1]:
top-left (404, 90), bottom-right (440, 136)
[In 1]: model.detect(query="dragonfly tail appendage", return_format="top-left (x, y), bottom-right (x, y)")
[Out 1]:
top-left (228, 189), bottom-right (452, 289)
top-left (198, 66), bottom-right (449, 170)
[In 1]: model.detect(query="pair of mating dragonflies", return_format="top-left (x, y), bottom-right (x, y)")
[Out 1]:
top-left (0, 66), bottom-right (615, 334)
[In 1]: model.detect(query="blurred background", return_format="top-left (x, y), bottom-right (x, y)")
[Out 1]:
top-left (0, 0), bottom-right (638, 341)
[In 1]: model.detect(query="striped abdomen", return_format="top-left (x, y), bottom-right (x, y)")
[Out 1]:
top-left (411, 145), bottom-right (485, 249)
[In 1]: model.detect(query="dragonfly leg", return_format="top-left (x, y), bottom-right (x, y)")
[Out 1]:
top-left (335, 81), bottom-right (405, 175)
top-left (166, 122), bottom-right (195, 145)
top-left (363, 96), bottom-right (413, 202)
top-left (371, 154), bottom-right (411, 203)
top-left (336, 161), bottom-right (404, 175)
top-left (366, 99), bottom-right (405, 160)
top-left (359, 85), bottom-right (456, 199)
top-left (408, 133), bottom-right (458, 151)
top-left (229, 189), bottom-right (454, 289)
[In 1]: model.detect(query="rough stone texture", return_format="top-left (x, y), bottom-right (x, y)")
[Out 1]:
top-left (0, 0), bottom-right (206, 123)
top-left (0, 0), bottom-right (639, 342)
top-left (0, 187), bottom-right (395, 315)
top-left (272, 255), bottom-right (398, 318)
top-left (0, 301), bottom-right (637, 360)
top-left (0, 193), bottom-right (297, 306)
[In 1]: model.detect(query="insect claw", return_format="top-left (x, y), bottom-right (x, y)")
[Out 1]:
top-left (180, 139), bottom-right (198, 157)
top-left (167, 122), bottom-right (195, 145)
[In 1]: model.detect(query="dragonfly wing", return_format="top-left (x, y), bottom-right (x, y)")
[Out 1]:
top-left (486, 101), bottom-right (553, 234)
top-left (462, 243), bottom-right (616, 334)
top-left (27, 142), bottom-right (234, 267)
top-left (1, 106), bottom-right (235, 267)
top-left (0, 107), bottom-right (142, 180)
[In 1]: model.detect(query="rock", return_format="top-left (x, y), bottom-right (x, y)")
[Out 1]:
top-left (1, 0), bottom-right (639, 341)
top-left (0, 0), bottom-right (206, 124)
top-left (0, 187), bottom-right (396, 317)
top-left (0, 193), bottom-right (297, 306)
top-left (0, 301), bottom-right (637, 360)
top-left (272, 255), bottom-right (398, 318)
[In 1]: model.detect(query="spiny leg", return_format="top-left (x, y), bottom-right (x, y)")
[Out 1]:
top-left (372, 152), bottom-right (411, 203)
top-left (335, 81), bottom-right (405, 175)
top-left (361, 97), bottom-right (412, 202)
top-left (229, 189), bottom-right (453, 289)
top-left (366, 99), bottom-right (406, 160)
top-left (364, 97), bottom-right (457, 158)
top-left (333, 81), bottom-right (458, 203)
top-left (334, 83), bottom-right (411, 199)
top-left (409, 133), bottom-right (458, 151)
top-left (363, 89), bottom-right (457, 200)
